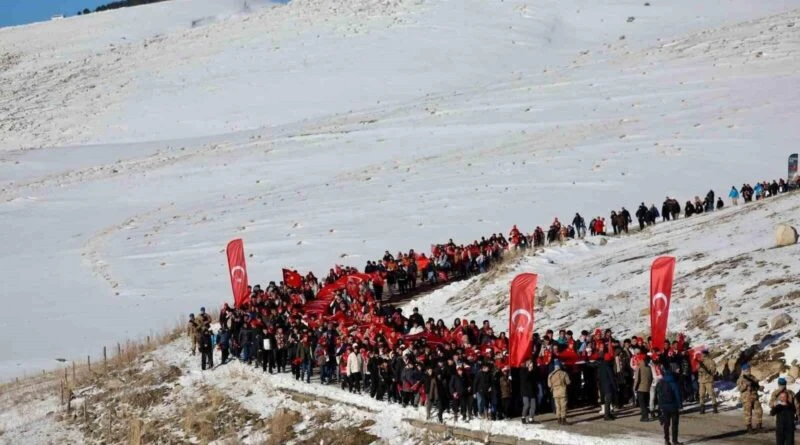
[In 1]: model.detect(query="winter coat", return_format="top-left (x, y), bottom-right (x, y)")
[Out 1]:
top-left (449, 373), bottom-right (468, 397)
top-left (698, 357), bottom-right (716, 384)
top-left (635, 364), bottom-right (653, 393)
top-left (519, 366), bottom-right (538, 398)
top-left (737, 373), bottom-right (761, 397)
top-left (499, 375), bottom-right (512, 399)
top-left (347, 351), bottom-right (364, 375)
top-left (473, 370), bottom-right (493, 395)
top-left (199, 330), bottom-right (214, 353)
top-left (401, 367), bottom-right (422, 392)
top-left (547, 368), bottom-right (570, 398)
top-left (594, 360), bottom-right (617, 394)
top-left (729, 188), bottom-right (739, 199)
top-left (656, 373), bottom-right (682, 413)
top-left (770, 401), bottom-right (797, 432)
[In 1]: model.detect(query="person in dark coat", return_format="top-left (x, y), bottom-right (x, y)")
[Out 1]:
top-left (216, 325), bottom-right (231, 365)
top-left (657, 370), bottom-right (684, 445)
top-left (449, 365), bottom-right (472, 422)
top-left (770, 390), bottom-right (796, 445)
top-left (519, 360), bottom-right (538, 423)
top-left (473, 363), bottom-right (493, 418)
top-left (199, 327), bottom-right (214, 370)
top-left (590, 358), bottom-right (618, 420)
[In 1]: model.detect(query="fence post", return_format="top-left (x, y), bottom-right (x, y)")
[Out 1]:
top-left (72, 362), bottom-right (76, 383)
top-left (117, 343), bottom-right (121, 357)
top-left (103, 346), bottom-right (107, 370)
top-left (60, 379), bottom-right (64, 405)
top-left (64, 367), bottom-right (68, 385)
top-left (87, 355), bottom-right (91, 372)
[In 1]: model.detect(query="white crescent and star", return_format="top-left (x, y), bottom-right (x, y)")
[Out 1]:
top-left (652, 292), bottom-right (669, 319)
top-left (511, 309), bottom-right (532, 333)
top-left (230, 265), bottom-right (246, 284)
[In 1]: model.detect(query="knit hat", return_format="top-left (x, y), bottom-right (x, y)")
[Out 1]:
top-left (553, 359), bottom-right (562, 369)
top-left (741, 363), bottom-right (750, 371)
top-left (778, 377), bottom-right (787, 386)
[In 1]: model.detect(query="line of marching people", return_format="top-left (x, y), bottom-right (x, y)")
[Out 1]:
top-left (193, 292), bottom-right (800, 445)
top-left (189, 174), bottom-right (798, 445)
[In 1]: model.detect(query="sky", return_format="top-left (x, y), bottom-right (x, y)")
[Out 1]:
top-left (1, 0), bottom-right (108, 28)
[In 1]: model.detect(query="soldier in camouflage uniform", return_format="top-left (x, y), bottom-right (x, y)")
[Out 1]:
top-left (547, 359), bottom-right (571, 425)
top-left (736, 363), bottom-right (764, 433)
top-left (187, 313), bottom-right (200, 355)
top-left (697, 350), bottom-right (718, 414)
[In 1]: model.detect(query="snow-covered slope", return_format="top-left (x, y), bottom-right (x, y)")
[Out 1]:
top-left (1, 0), bottom-right (799, 380)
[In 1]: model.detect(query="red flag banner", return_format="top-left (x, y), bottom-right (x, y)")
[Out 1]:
top-left (650, 256), bottom-right (676, 352)
top-left (282, 269), bottom-right (303, 289)
top-left (509, 273), bottom-right (538, 367)
top-left (226, 239), bottom-right (250, 308)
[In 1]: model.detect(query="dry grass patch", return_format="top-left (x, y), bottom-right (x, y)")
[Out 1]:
top-left (264, 408), bottom-right (302, 445)
top-left (297, 423), bottom-right (378, 445)
top-left (181, 387), bottom-right (262, 444)
top-left (312, 408), bottom-right (334, 425)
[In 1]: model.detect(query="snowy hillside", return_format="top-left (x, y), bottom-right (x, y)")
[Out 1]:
top-left (2, 195), bottom-right (797, 445)
top-left (1, 0), bottom-right (800, 386)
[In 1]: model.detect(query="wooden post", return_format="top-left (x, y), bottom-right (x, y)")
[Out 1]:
top-left (147, 335), bottom-right (150, 345)
top-left (72, 362), bottom-right (76, 382)
top-left (117, 343), bottom-right (121, 357)
top-left (60, 379), bottom-right (64, 405)
top-left (67, 390), bottom-right (72, 414)
top-left (87, 355), bottom-right (91, 372)
top-left (103, 346), bottom-right (107, 370)
top-left (83, 396), bottom-right (88, 423)
top-left (64, 367), bottom-right (68, 384)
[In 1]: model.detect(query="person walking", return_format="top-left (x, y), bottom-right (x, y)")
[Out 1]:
top-left (738, 363), bottom-right (764, 433)
top-left (729, 186), bottom-right (740, 205)
top-left (548, 359), bottom-right (571, 425)
top-left (520, 359), bottom-right (538, 424)
top-left (770, 389), bottom-right (796, 445)
top-left (347, 345), bottom-right (365, 394)
top-left (635, 356), bottom-right (654, 421)
top-left (697, 350), bottom-right (718, 414)
top-left (199, 326), bottom-right (214, 371)
top-left (657, 369), bottom-right (683, 445)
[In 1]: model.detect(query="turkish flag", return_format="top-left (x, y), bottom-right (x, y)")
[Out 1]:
top-left (509, 273), bottom-right (537, 367)
top-left (226, 239), bottom-right (250, 308)
top-left (650, 256), bottom-right (676, 352)
top-left (282, 269), bottom-right (303, 289)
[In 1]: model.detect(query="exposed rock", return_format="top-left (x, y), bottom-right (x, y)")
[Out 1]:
top-left (758, 319), bottom-right (768, 328)
top-left (751, 360), bottom-right (784, 381)
top-left (545, 294), bottom-right (561, 306)
top-left (599, 238), bottom-right (608, 246)
top-left (775, 224), bottom-right (798, 247)
top-left (639, 307), bottom-right (650, 317)
top-left (770, 312), bottom-right (793, 330)
top-left (789, 365), bottom-right (800, 380)
top-left (735, 322), bottom-right (748, 331)
top-left (586, 308), bottom-right (602, 317)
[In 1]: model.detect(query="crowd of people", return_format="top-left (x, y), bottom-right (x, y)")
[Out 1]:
top-left (185, 175), bottom-right (798, 445)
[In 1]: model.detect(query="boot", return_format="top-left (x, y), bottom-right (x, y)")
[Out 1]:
top-left (712, 405), bottom-right (718, 414)
top-left (528, 417), bottom-right (537, 424)
top-left (755, 423), bottom-right (762, 432)
top-left (699, 405), bottom-right (705, 414)
top-left (746, 425), bottom-right (753, 434)
top-left (521, 417), bottom-right (527, 425)
top-left (562, 418), bottom-right (570, 426)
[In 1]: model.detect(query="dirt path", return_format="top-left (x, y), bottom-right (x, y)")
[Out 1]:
top-left (528, 404), bottom-right (776, 445)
